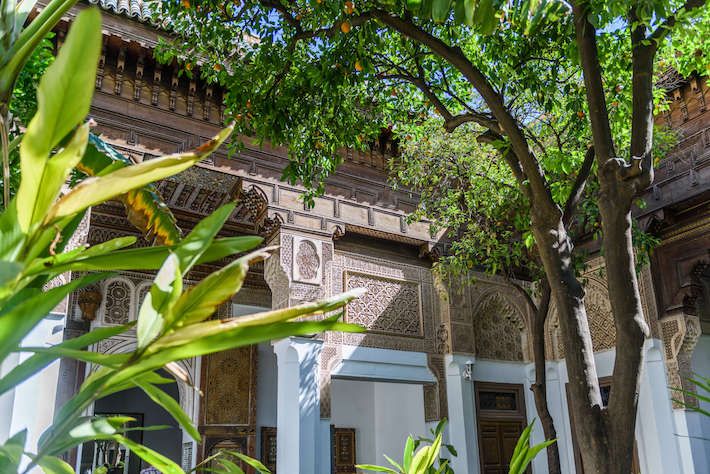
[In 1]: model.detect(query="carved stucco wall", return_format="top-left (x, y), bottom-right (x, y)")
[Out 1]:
top-left (327, 250), bottom-right (438, 353)
top-left (543, 259), bottom-right (662, 361)
top-left (473, 291), bottom-right (528, 361)
top-left (448, 277), bottom-right (533, 362)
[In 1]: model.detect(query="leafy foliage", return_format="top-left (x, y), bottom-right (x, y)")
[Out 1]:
top-left (357, 419), bottom-right (450, 474)
top-left (0, 3), bottom-right (364, 472)
top-left (508, 419), bottom-right (556, 474)
top-left (673, 374), bottom-right (710, 418)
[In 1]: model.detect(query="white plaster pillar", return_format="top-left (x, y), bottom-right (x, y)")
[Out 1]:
top-left (635, 339), bottom-right (685, 474)
top-left (273, 337), bottom-right (323, 474)
top-left (445, 354), bottom-right (479, 474)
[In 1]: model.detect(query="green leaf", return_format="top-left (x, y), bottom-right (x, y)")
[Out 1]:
top-left (356, 465), bottom-right (399, 473)
top-left (45, 125), bottom-right (234, 224)
top-left (107, 317), bottom-right (363, 389)
top-left (0, 429), bottom-right (26, 473)
top-left (41, 235), bottom-right (260, 275)
top-left (154, 288), bottom-right (366, 351)
top-left (403, 435), bottom-right (414, 471)
top-left (135, 380), bottom-right (200, 441)
top-left (17, 8), bottom-right (101, 232)
top-left (0, 272), bottom-right (107, 363)
top-left (228, 451), bottom-right (271, 474)
top-left (36, 455), bottom-right (74, 474)
top-left (474, 0), bottom-right (497, 35)
top-left (19, 346), bottom-right (130, 369)
top-left (383, 454), bottom-right (404, 472)
top-left (111, 435), bottom-right (183, 474)
top-left (173, 202), bottom-right (237, 273)
top-left (81, 133), bottom-right (182, 245)
top-left (432, 0), bottom-right (451, 23)
top-left (137, 253), bottom-right (181, 350)
top-left (0, 323), bottom-right (132, 397)
top-left (170, 247), bottom-right (271, 327)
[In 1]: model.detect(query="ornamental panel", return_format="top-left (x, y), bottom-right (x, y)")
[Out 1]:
top-left (473, 292), bottom-right (526, 361)
top-left (344, 271), bottom-right (423, 338)
top-left (103, 278), bottom-right (133, 325)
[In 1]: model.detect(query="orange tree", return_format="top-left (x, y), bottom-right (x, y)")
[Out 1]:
top-left (158, 1), bottom-right (708, 472)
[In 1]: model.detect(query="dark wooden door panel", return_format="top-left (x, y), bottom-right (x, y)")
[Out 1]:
top-left (331, 427), bottom-right (356, 474)
top-left (476, 383), bottom-right (528, 474)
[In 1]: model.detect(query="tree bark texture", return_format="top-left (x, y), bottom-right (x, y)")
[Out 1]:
top-left (528, 281), bottom-right (562, 474)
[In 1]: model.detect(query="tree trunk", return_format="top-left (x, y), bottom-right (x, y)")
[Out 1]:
top-left (529, 280), bottom-right (562, 474)
top-left (597, 167), bottom-right (649, 474)
top-left (532, 213), bottom-right (611, 473)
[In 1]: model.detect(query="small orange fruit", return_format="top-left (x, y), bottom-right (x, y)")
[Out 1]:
top-left (181, 0), bottom-right (190, 8)
top-left (341, 21), bottom-right (351, 33)
top-left (355, 60), bottom-right (363, 71)
top-left (611, 100), bottom-right (619, 107)
top-left (577, 111), bottom-right (585, 119)
top-left (214, 63), bottom-right (222, 71)
top-left (185, 62), bottom-right (192, 71)
top-left (344, 1), bottom-right (354, 14)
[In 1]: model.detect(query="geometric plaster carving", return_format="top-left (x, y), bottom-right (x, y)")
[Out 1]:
top-left (473, 291), bottom-right (527, 361)
top-left (344, 271), bottom-right (423, 338)
top-left (544, 275), bottom-right (617, 360)
top-left (660, 312), bottom-right (702, 409)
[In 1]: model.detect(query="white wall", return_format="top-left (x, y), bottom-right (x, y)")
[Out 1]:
top-left (331, 379), bottom-right (377, 466)
top-left (1, 316), bottom-right (64, 449)
top-left (688, 334), bottom-right (710, 472)
top-left (330, 379), bottom-right (427, 471)
top-left (373, 382), bottom-right (427, 464)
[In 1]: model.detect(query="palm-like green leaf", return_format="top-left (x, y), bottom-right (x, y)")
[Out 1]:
top-left (79, 133), bottom-right (182, 245)
top-left (16, 7), bottom-right (101, 232)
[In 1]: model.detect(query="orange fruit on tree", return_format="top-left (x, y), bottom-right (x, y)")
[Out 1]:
top-left (355, 60), bottom-right (363, 71)
top-left (577, 111), bottom-right (585, 118)
top-left (341, 21), bottom-right (351, 33)
top-left (181, 0), bottom-right (190, 8)
top-left (344, 1), bottom-right (354, 14)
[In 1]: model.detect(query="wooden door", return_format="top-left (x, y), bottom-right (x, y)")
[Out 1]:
top-left (479, 420), bottom-right (526, 474)
top-left (331, 427), bottom-right (357, 474)
top-left (475, 382), bottom-right (529, 474)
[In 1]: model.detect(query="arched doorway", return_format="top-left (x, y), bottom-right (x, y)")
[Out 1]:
top-left (78, 371), bottom-right (182, 474)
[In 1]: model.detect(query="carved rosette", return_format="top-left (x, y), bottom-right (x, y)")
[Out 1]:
top-left (660, 312), bottom-right (702, 408)
top-left (264, 233), bottom-right (333, 309)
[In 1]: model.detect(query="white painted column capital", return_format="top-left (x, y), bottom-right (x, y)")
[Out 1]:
top-left (273, 337), bottom-right (323, 474)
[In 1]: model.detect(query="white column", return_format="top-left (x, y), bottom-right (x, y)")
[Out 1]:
top-left (273, 337), bottom-right (323, 474)
top-left (445, 354), bottom-right (479, 474)
top-left (636, 339), bottom-right (685, 474)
